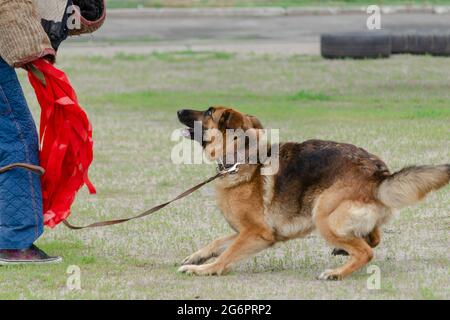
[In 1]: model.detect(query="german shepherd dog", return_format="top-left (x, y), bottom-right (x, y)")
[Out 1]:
top-left (177, 106), bottom-right (449, 280)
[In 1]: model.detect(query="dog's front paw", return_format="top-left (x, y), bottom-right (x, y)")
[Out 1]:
top-left (178, 263), bottom-right (224, 276)
top-left (317, 269), bottom-right (343, 281)
top-left (178, 264), bottom-right (200, 275)
top-left (181, 252), bottom-right (209, 266)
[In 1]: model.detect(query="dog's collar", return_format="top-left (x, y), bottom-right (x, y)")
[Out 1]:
top-left (216, 162), bottom-right (241, 175)
top-left (215, 144), bottom-right (271, 175)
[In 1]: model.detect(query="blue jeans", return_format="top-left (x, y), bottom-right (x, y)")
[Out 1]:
top-left (0, 57), bottom-right (43, 249)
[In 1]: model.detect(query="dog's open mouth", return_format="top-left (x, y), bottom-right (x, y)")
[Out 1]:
top-left (177, 109), bottom-right (205, 144)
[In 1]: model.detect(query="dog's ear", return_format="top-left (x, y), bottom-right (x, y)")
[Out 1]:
top-left (219, 110), bottom-right (244, 130)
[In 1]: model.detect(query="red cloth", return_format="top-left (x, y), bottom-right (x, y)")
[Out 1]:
top-left (27, 59), bottom-right (96, 228)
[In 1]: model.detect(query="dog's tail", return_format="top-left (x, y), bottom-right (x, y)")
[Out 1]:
top-left (376, 164), bottom-right (450, 209)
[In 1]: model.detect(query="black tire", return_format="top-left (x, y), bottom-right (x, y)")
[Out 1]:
top-left (321, 32), bottom-right (391, 59)
top-left (390, 33), bottom-right (409, 54)
top-left (429, 34), bottom-right (450, 56)
top-left (407, 33), bottom-right (434, 55)
top-left (391, 32), bottom-right (450, 56)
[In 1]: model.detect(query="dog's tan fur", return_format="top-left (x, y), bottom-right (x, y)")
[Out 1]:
top-left (377, 165), bottom-right (450, 209)
top-left (177, 106), bottom-right (450, 280)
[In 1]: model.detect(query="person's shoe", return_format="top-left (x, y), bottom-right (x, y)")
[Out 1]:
top-left (0, 244), bottom-right (62, 265)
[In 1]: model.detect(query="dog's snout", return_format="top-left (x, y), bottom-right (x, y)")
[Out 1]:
top-left (177, 109), bottom-right (194, 128)
top-left (178, 108), bottom-right (202, 128)
top-left (177, 109), bottom-right (185, 119)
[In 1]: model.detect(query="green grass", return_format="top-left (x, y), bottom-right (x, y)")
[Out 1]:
top-left (2, 51), bottom-right (448, 299)
top-left (107, 0), bottom-right (450, 9)
top-left (288, 90), bottom-right (332, 101)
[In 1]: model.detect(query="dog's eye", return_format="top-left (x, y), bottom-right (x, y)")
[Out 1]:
top-left (205, 108), bottom-right (213, 117)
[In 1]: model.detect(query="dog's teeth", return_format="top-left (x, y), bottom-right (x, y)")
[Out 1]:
top-left (181, 128), bottom-right (191, 137)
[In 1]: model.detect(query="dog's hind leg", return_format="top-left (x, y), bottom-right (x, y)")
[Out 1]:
top-left (181, 234), bottom-right (237, 265)
top-left (316, 201), bottom-right (374, 280)
top-left (331, 226), bottom-right (381, 256)
top-left (178, 229), bottom-right (275, 276)
top-left (365, 226), bottom-right (381, 248)
top-left (319, 237), bottom-right (373, 280)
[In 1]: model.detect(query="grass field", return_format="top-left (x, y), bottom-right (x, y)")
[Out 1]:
top-left (107, 0), bottom-right (450, 9)
top-left (1, 52), bottom-right (449, 299)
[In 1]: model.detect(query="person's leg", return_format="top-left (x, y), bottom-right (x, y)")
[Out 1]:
top-left (0, 57), bottom-right (61, 264)
top-left (0, 58), bottom-right (43, 249)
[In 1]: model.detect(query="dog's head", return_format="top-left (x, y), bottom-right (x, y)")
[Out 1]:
top-left (177, 106), bottom-right (264, 162)
top-left (177, 106), bottom-right (263, 141)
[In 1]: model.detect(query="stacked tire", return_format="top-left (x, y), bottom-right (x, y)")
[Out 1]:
top-left (321, 32), bottom-right (392, 59)
top-left (391, 33), bottom-right (450, 56)
top-left (321, 31), bottom-right (450, 59)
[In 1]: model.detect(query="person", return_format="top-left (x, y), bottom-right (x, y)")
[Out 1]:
top-left (0, 0), bottom-right (105, 264)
